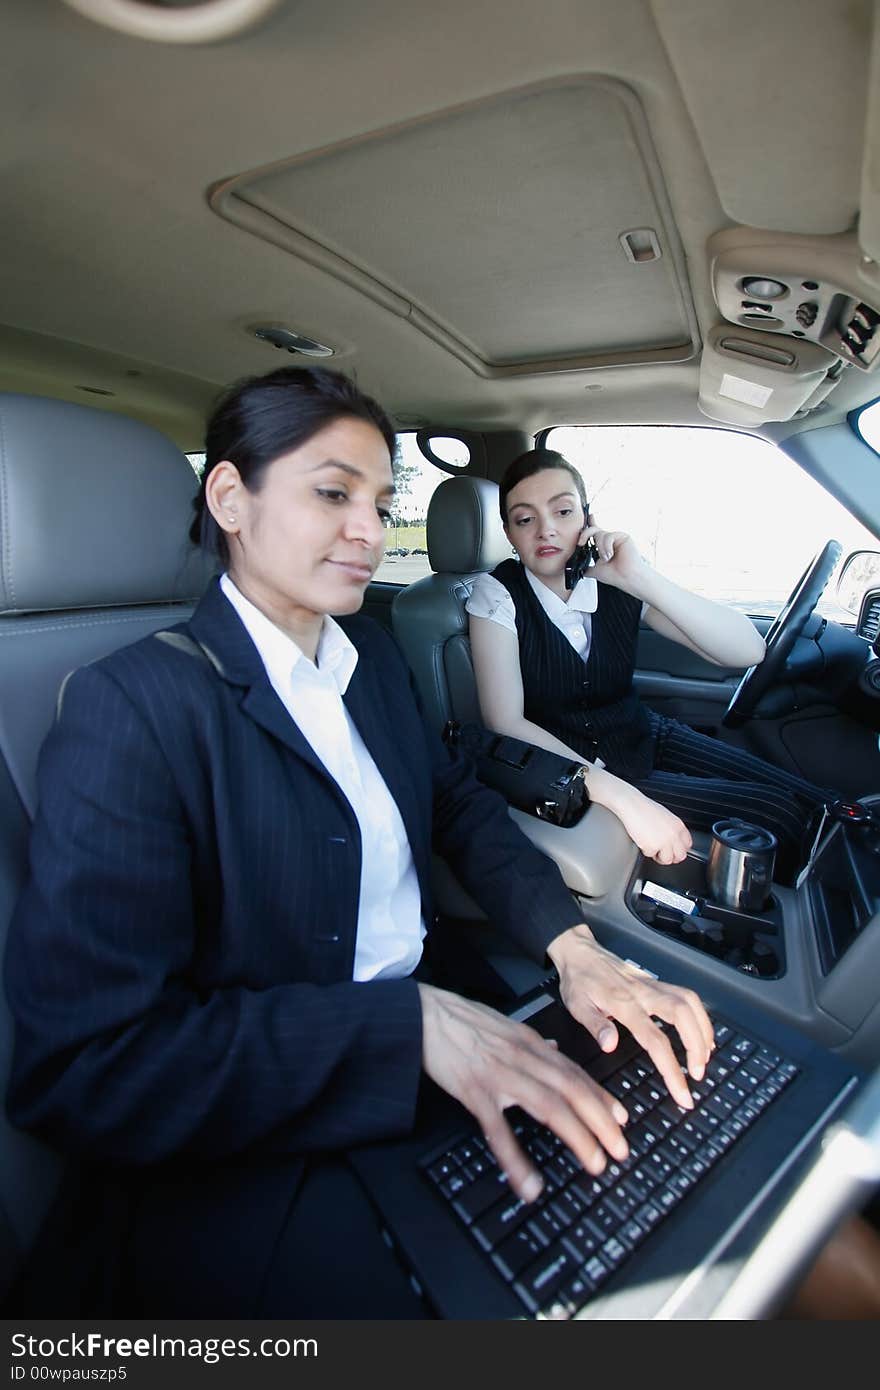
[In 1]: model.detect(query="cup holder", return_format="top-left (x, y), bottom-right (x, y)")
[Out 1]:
top-left (628, 853), bottom-right (785, 978)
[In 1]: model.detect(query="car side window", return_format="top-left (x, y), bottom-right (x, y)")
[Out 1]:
top-left (854, 398), bottom-right (880, 455)
top-left (543, 425), bottom-right (879, 622)
top-left (372, 433), bottom-right (450, 585)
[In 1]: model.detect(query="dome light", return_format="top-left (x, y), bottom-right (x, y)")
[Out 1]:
top-left (740, 276), bottom-right (788, 300)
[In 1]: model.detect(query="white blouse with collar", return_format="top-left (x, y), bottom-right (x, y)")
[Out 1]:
top-left (466, 566), bottom-right (599, 663)
top-left (220, 573), bottom-right (425, 982)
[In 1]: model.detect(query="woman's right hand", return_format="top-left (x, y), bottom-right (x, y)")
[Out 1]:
top-left (418, 984), bottom-right (629, 1203)
top-left (609, 784), bottom-right (692, 864)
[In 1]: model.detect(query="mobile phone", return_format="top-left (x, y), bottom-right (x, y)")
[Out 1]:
top-left (564, 536), bottom-right (599, 590)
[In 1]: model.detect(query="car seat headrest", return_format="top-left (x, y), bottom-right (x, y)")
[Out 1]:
top-left (0, 393), bottom-right (215, 614)
top-left (425, 475), bottom-right (511, 574)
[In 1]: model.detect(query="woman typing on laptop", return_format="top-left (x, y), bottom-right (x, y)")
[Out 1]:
top-left (4, 366), bottom-right (713, 1317)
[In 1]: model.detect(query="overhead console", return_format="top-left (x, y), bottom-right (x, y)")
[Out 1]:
top-left (709, 228), bottom-right (880, 372)
top-left (699, 228), bottom-right (880, 426)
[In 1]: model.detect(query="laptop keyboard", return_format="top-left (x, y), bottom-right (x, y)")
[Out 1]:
top-left (420, 1017), bottom-right (799, 1319)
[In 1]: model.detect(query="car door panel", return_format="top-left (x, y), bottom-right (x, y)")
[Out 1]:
top-left (635, 617), bottom-right (880, 795)
top-left (633, 619), bottom-right (763, 733)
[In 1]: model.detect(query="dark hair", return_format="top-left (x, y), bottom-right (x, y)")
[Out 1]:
top-left (190, 365), bottom-right (397, 563)
top-left (498, 448), bottom-right (588, 524)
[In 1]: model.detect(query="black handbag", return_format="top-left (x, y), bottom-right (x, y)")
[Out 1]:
top-left (443, 721), bottom-right (590, 828)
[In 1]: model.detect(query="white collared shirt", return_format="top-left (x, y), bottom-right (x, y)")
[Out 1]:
top-left (220, 573), bottom-right (425, 981)
top-left (466, 566), bottom-right (598, 662)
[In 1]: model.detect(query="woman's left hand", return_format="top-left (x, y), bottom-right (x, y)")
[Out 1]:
top-left (546, 922), bottom-right (715, 1111)
top-left (580, 516), bottom-right (647, 590)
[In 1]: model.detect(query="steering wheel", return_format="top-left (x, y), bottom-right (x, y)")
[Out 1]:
top-left (722, 539), bottom-right (842, 728)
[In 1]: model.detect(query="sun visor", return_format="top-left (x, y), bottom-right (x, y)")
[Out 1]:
top-left (209, 78), bottom-right (699, 379)
top-left (698, 324), bottom-right (837, 425)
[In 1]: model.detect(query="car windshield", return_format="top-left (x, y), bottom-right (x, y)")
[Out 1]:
top-left (546, 426), bottom-right (879, 622)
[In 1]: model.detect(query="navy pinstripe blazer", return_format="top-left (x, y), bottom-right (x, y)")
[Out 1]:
top-left (5, 578), bottom-right (584, 1307)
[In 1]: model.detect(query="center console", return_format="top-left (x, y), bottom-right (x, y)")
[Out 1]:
top-left (581, 798), bottom-right (880, 1070)
top-left (804, 809), bottom-right (880, 974)
top-left (437, 791), bottom-right (880, 1068)
top-left (628, 854), bottom-right (785, 978)
top-left (627, 800), bottom-right (880, 989)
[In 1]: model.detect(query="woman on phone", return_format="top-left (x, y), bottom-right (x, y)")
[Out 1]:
top-left (467, 448), bottom-right (831, 876)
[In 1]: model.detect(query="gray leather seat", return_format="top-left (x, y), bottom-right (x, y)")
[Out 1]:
top-left (0, 393), bottom-right (214, 1301)
top-left (392, 476), bottom-right (551, 995)
top-left (392, 474), bottom-right (511, 733)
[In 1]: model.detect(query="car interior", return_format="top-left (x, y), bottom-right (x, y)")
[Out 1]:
top-left (2, 0), bottom-right (880, 1319)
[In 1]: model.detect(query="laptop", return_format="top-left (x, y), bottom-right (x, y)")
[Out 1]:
top-left (349, 964), bottom-right (872, 1320)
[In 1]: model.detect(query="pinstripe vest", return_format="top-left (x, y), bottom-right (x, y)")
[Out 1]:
top-left (492, 558), bottom-right (656, 778)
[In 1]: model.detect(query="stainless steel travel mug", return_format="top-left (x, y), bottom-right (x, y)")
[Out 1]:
top-left (706, 819), bottom-right (777, 912)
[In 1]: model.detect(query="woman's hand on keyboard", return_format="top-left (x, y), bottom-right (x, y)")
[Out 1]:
top-left (418, 983), bottom-right (630, 1203)
top-left (546, 923), bottom-right (715, 1111)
